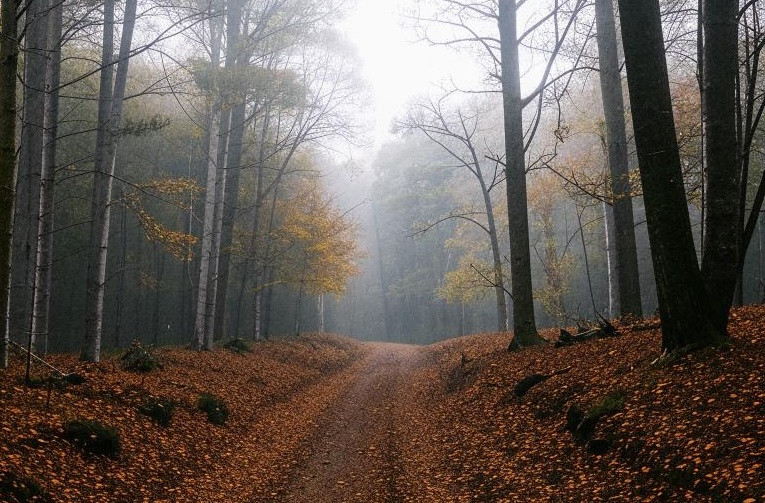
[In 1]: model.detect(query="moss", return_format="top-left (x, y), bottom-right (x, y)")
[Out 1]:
top-left (120, 340), bottom-right (162, 373)
top-left (197, 393), bottom-right (229, 425)
top-left (138, 398), bottom-right (176, 427)
top-left (62, 419), bottom-right (120, 457)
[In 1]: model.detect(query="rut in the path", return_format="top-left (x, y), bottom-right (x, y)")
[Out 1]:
top-left (279, 343), bottom-right (423, 503)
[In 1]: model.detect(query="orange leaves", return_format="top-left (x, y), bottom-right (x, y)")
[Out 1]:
top-left (0, 334), bottom-right (364, 503)
top-left (2, 308), bottom-right (765, 501)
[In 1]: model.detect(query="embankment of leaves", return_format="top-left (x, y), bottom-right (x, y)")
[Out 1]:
top-left (0, 333), bottom-right (365, 503)
top-left (392, 306), bottom-right (764, 502)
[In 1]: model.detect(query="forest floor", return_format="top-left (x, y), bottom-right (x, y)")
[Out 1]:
top-left (1, 308), bottom-right (764, 502)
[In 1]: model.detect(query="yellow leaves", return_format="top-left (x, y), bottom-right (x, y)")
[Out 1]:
top-left (122, 179), bottom-right (199, 262)
top-left (272, 179), bottom-right (361, 296)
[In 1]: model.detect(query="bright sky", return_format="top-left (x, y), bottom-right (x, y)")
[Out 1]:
top-left (339, 0), bottom-right (486, 149)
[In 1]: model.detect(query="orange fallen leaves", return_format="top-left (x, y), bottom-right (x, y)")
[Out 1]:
top-left (1, 307), bottom-right (764, 502)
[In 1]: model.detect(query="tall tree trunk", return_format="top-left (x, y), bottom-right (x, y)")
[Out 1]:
top-left (213, 0), bottom-right (246, 342)
top-left (32, 0), bottom-right (63, 355)
top-left (82, 0), bottom-right (138, 361)
top-left (193, 106), bottom-right (221, 350)
top-left (13, 0), bottom-right (50, 351)
top-left (617, 0), bottom-right (724, 352)
top-left (192, 5), bottom-right (223, 351)
top-left (0, 0), bottom-right (20, 369)
top-left (699, 0), bottom-right (740, 333)
top-left (202, 106), bottom-right (228, 342)
top-left (594, 0), bottom-right (643, 319)
top-left (498, 0), bottom-right (544, 349)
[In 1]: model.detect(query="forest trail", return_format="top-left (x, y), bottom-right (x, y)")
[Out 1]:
top-left (280, 343), bottom-right (425, 503)
top-left (2, 315), bottom-right (763, 502)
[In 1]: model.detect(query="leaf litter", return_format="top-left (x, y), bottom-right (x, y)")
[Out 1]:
top-left (1, 307), bottom-right (763, 502)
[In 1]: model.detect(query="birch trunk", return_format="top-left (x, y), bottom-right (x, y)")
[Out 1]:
top-left (193, 7), bottom-right (223, 350)
top-left (193, 107), bottom-right (221, 350)
top-left (82, 0), bottom-right (138, 361)
top-left (602, 201), bottom-right (617, 319)
top-left (213, 0), bottom-right (245, 341)
top-left (31, 0), bottom-right (63, 355)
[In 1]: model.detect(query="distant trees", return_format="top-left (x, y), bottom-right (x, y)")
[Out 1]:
top-left (274, 179), bottom-right (361, 335)
top-left (397, 95), bottom-right (510, 332)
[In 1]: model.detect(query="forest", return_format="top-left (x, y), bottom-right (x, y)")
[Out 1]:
top-left (1, 0), bottom-right (764, 501)
top-left (0, 0), bottom-right (762, 360)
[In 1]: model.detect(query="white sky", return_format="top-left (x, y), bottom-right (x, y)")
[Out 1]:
top-left (339, 0), bottom-right (486, 150)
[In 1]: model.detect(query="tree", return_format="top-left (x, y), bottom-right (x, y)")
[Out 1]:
top-left (397, 95), bottom-right (509, 332)
top-left (0, 0), bottom-right (19, 369)
top-left (31, 0), bottom-right (65, 356)
top-left (192, 1), bottom-right (225, 351)
top-left (11, 0), bottom-right (49, 351)
top-left (82, 0), bottom-right (139, 361)
top-left (617, 0), bottom-right (724, 352)
top-left (697, 0), bottom-right (740, 333)
top-left (594, 0), bottom-right (642, 319)
top-left (273, 179), bottom-right (360, 336)
top-left (498, 0), bottom-right (545, 348)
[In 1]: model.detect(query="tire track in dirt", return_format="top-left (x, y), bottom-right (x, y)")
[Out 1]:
top-left (278, 343), bottom-right (424, 503)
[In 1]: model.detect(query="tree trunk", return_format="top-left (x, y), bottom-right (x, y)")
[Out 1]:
top-left (699, 0), bottom-right (740, 333)
top-left (213, 0), bottom-right (246, 342)
top-left (82, 0), bottom-right (138, 361)
top-left (0, 0), bottom-right (19, 369)
top-left (13, 0), bottom-right (49, 350)
top-left (602, 201), bottom-right (617, 319)
top-left (193, 105), bottom-right (221, 350)
top-left (595, 0), bottom-right (642, 319)
top-left (192, 7), bottom-right (223, 351)
top-left (202, 105), bottom-right (228, 342)
top-left (498, 0), bottom-right (544, 349)
top-left (32, 0), bottom-right (64, 355)
top-left (214, 100), bottom-right (245, 341)
top-left (617, 0), bottom-right (724, 352)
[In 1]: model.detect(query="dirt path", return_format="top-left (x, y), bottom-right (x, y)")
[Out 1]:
top-left (279, 343), bottom-right (425, 503)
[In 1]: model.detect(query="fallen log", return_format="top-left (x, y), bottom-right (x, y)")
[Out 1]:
top-left (513, 366), bottom-right (572, 397)
top-left (555, 319), bottom-right (618, 347)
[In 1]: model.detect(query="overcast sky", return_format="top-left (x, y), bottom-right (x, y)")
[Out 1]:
top-left (339, 0), bottom-right (486, 149)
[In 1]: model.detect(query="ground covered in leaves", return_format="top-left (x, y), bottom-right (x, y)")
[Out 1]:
top-left (1, 307), bottom-right (764, 502)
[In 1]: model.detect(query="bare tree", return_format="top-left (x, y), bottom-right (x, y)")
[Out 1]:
top-left (397, 94), bottom-right (510, 332)
top-left (412, 0), bottom-right (590, 349)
